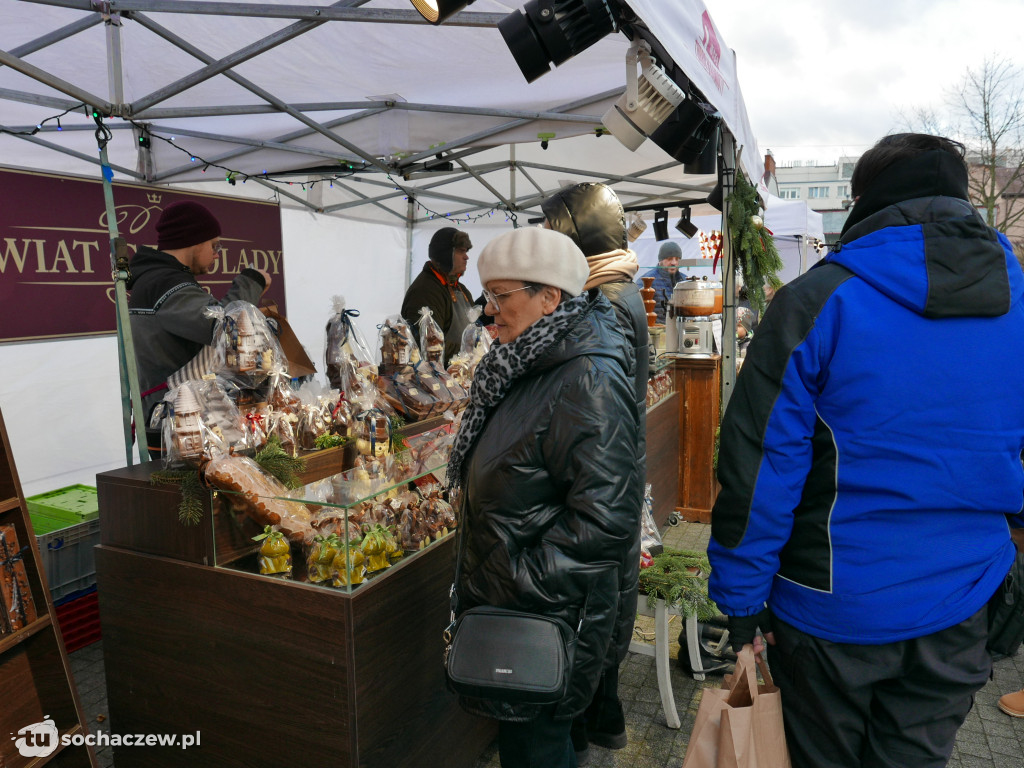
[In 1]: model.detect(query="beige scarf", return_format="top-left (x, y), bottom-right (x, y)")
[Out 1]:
top-left (584, 248), bottom-right (639, 290)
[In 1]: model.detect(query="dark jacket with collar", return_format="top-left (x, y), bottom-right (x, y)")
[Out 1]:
top-left (127, 245), bottom-right (265, 415)
top-left (401, 261), bottom-right (474, 362)
top-left (455, 293), bottom-right (641, 721)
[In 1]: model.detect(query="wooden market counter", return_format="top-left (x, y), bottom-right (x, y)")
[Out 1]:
top-left (94, 422), bottom-right (495, 768)
top-left (645, 355), bottom-right (721, 526)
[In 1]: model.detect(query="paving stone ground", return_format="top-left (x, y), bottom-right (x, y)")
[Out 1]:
top-left (69, 521), bottom-right (1024, 767)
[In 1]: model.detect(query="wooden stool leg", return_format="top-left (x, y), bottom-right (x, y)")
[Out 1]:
top-left (655, 600), bottom-right (682, 729)
top-left (685, 611), bottom-right (705, 682)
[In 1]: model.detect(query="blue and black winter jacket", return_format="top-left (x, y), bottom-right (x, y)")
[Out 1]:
top-left (709, 194), bottom-right (1024, 644)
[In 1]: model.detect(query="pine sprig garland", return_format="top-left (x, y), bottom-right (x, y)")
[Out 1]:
top-left (638, 549), bottom-right (719, 621)
top-left (150, 469), bottom-right (205, 526)
top-left (255, 434), bottom-right (306, 489)
top-left (727, 172), bottom-right (784, 316)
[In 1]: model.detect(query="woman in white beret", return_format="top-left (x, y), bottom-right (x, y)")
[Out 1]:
top-left (445, 226), bottom-right (641, 768)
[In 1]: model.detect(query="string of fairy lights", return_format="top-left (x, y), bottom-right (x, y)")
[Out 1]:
top-left (1, 103), bottom-right (513, 224)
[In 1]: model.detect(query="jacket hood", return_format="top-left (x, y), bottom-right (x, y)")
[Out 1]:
top-left (126, 244), bottom-right (190, 290)
top-left (828, 196), bottom-right (1022, 319)
top-left (533, 291), bottom-right (632, 375)
top-left (541, 183), bottom-right (627, 256)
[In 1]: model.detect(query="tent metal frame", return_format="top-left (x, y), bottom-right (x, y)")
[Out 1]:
top-left (2, 0), bottom-right (743, 462)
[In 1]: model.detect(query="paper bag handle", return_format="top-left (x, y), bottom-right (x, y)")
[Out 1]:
top-left (726, 647), bottom-right (776, 706)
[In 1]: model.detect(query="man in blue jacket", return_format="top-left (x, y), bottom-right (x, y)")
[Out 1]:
top-left (637, 240), bottom-right (682, 323)
top-left (708, 133), bottom-right (1024, 768)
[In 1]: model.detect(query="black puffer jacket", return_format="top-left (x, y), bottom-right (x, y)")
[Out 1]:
top-left (595, 280), bottom-right (646, 663)
top-left (455, 294), bottom-right (641, 721)
top-left (542, 182), bottom-right (648, 668)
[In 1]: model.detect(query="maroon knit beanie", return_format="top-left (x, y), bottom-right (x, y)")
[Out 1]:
top-left (156, 201), bottom-right (221, 250)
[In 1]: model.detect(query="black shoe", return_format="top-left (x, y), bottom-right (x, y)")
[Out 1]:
top-left (584, 701), bottom-right (627, 750)
top-left (571, 716), bottom-right (591, 765)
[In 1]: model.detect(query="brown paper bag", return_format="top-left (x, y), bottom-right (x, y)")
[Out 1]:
top-left (682, 647), bottom-right (791, 768)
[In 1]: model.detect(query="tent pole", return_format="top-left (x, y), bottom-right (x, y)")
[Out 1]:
top-left (720, 129), bottom-right (738, 414)
top-left (405, 196), bottom-right (415, 292)
top-left (99, 145), bottom-right (147, 466)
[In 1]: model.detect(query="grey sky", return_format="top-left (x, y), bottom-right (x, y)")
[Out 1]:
top-left (709, 0), bottom-right (1024, 165)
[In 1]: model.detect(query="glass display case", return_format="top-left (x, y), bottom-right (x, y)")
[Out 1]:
top-left (206, 420), bottom-right (457, 593)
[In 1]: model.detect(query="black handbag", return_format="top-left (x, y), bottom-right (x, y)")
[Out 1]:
top-left (444, 601), bottom-right (578, 704)
top-left (987, 547), bottom-right (1024, 660)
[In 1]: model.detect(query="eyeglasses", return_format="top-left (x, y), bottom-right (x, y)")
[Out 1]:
top-left (211, 241), bottom-right (224, 254)
top-left (482, 285), bottom-right (531, 310)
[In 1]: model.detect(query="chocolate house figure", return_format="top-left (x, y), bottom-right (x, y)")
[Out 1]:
top-left (235, 310), bottom-right (260, 372)
top-left (173, 386), bottom-right (205, 460)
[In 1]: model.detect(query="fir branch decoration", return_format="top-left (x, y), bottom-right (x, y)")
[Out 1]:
top-left (314, 433), bottom-right (348, 450)
top-left (255, 433), bottom-right (307, 489)
top-left (390, 413), bottom-right (408, 454)
top-left (727, 172), bottom-right (784, 316)
top-left (638, 549), bottom-right (719, 621)
top-left (150, 469), bottom-right (205, 526)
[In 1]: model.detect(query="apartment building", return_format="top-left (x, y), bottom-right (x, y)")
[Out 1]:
top-left (774, 156), bottom-right (857, 242)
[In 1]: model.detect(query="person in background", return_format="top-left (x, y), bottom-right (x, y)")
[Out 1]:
top-left (447, 226), bottom-right (640, 768)
top-left (708, 133), bottom-right (1024, 768)
top-left (402, 227), bottom-right (473, 363)
top-left (638, 240), bottom-right (683, 323)
top-left (127, 200), bottom-right (271, 458)
top-left (541, 182), bottom-right (646, 762)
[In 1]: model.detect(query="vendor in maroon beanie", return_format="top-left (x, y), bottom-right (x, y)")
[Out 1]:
top-left (127, 200), bottom-right (271, 458)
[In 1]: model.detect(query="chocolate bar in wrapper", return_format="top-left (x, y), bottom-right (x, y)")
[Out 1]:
top-left (0, 524), bottom-right (38, 634)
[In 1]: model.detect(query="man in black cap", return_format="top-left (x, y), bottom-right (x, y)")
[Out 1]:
top-left (401, 227), bottom-right (473, 363)
top-left (128, 200), bottom-right (270, 455)
top-left (638, 240), bottom-right (683, 323)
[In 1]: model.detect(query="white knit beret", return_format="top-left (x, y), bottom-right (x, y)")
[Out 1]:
top-left (477, 227), bottom-right (589, 296)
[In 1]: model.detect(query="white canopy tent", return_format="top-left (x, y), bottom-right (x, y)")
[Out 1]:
top-left (0, 0), bottom-right (763, 494)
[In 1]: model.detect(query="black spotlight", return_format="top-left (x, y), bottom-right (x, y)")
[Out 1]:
top-left (684, 125), bottom-right (719, 176)
top-left (410, 0), bottom-right (476, 24)
top-left (675, 207), bottom-right (698, 239)
top-left (652, 209), bottom-right (669, 241)
top-left (650, 98), bottom-right (721, 167)
top-left (499, 0), bottom-right (621, 83)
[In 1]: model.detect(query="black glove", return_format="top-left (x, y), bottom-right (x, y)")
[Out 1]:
top-left (728, 607), bottom-right (773, 652)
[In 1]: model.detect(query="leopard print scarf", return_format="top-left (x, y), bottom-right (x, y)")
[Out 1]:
top-left (445, 292), bottom-right (591, 490)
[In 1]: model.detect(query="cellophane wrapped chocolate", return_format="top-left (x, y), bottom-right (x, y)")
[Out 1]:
top-left (460, 307), bottom-right (492, 368)
top-left (325, 296), bottom-right (374, 390)
top-left (160, 381), bottom-right (233, 468)
top-left (417, 306), bottom-right (445, 364)
top-left (355, 408), bottom-right (392, 458)
top-left (204, 454), bottom-right (314, 543)
top-left (216, 301), bottom-right (286, 379)
top-left (239, 402), bottom-right (272, 454)
top-left (295, 397), bottom-right (331, 451)
top-left (0, 524), bottom-right (37, 633)
top-left (378, 315), bottom-right (419, 373)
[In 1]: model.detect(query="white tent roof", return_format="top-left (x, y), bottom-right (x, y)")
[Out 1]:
top-left (1, 0), bottom-right (762, 222)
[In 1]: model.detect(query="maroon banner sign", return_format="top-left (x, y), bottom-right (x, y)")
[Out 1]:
top-left (0, 168), bottom-right (286, 342)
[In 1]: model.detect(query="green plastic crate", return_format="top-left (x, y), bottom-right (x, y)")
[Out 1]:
top-left (26, 485), bottom-right (99, 534)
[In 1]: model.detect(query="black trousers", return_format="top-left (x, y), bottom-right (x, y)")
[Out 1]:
top-left (497, 706), bottom-right (576, 768)
top-left (767, 607), bottom-right (992, 768)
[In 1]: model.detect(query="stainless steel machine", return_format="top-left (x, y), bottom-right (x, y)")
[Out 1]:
top-left (666, 277), bottom-right (722, 356)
